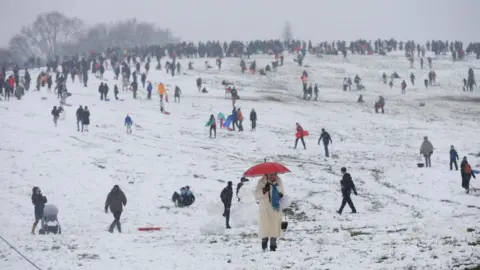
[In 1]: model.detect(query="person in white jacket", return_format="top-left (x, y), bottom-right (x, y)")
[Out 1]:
top-left (254, 173), bottom-right (285, 251)
top-left (420, 136), bottom-right (434, 167)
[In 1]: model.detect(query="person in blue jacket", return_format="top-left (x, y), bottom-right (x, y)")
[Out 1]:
top-left (146, 82), bottom-right (153, 100)
top-left (125, 114), bottom-right (133, 134)
top-left (450, 145), bottom-right (459, 171)
top-left (231, 107), bottom-right (238, 131)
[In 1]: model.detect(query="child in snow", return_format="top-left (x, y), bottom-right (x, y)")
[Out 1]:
top-left (51, 106), bottom-right (60, 126)
top-left (125, 115), bottom-right (133, 134)
top-left (206, 114), bottom-right (216, 138)
top-left (218, 112), bottom-right (225, 128)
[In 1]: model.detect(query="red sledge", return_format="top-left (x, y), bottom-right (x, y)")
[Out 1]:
top-left (295, 130), bottom-right (309, 138)
top-left (138, 227), bottom-right (161, 231)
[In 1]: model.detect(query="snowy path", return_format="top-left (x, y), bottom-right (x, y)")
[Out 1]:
top-left (1, 53), bottom-right (480, 269)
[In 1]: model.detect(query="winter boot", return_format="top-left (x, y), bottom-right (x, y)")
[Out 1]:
top-left (31, 224), bottom-right (36, 235)
top-left (270, 238), bottom-right (277, 251)
top-left (261, 238), bottom-right (268, 251)
top-left (108, 221), bottom-right (116, 233)
top-left (116, 221), bottom-right (122, 233)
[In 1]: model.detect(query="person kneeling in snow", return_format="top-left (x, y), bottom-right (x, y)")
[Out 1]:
top-left (172, 186), bottom-right (195, 207)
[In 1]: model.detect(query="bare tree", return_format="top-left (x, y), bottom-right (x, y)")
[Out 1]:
top-left (70, 18), bottom-right (176, 53)
top-left (9, 11), bottom-right (83, 59)
top-left (8, 11), bottom-right (177, 60)
top-left (282, 21), bottom-right (293, 42)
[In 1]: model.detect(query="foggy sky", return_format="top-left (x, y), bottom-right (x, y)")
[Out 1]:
top-left (1, 0), bottom-right (479, 48)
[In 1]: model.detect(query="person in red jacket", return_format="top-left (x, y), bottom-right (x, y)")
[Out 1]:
top-left (294, 123), bottom-right (306, 149)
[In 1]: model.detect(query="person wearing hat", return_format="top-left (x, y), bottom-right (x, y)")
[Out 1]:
top-left (220, 181), bottom-right (233, 229)
top-left (337, 167), bottom-right (357, 215)
top-left (105, 185), bottom-right (127, 233)
top-left (449, 145), bottom-right (459, 171)
top-left (420, 136), bottom-right (434, 167)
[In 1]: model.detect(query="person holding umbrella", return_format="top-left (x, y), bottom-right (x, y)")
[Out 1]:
top-left (254, 173), bottom-right (286, 251)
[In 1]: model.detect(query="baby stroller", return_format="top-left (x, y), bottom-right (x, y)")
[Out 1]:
top-left (39, 204), bottom-right (62, 235)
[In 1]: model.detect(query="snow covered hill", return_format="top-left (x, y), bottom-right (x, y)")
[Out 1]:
top-left (1, 52), bottom-right (480, 270)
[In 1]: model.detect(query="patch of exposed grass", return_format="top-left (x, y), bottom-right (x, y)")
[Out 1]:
top-left (350, 231), bottom-right (372, 237)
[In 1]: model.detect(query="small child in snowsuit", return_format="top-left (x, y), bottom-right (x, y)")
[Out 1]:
top-left (124, 115), bottom-right (133, 134)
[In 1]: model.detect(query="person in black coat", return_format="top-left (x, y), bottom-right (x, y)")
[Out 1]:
top-left (460, 157), bottom-right (476, 193)
top-left (81, 107), bottom-right (90, 132)
top-left (51, 106), bottom-right (60, 126)
top-left (105, 185), bottom-right (127, 233)
top-left (114, 85), bottom-right (119, 100)
top-left (220, 181), bottom-right (233, 229)
top-left (31, 187), bottom-right (47, 234)
top-left (337, 167), bottom-right (357, 214)
top-left (76, 105), bottom-right (83, 131)
top-left (250, 109), bottom-right (257, 131)
top-left (318, 128), bottom-right (333, 157)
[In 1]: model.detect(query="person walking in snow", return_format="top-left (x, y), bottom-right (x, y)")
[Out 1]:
top-left (104, 185), bottom-right (127, 233)
top-left (174, 86), bottom-right (182, 103)
top-left (146, 82), bottom-right (153, 100)
top-left (401, 80), bottom-right (407, 94)
top-left (294, 123), bottom-right (306, 149)
top-left (318, 128), bottom-right (333, 157)
top-left (206, 114), bottom-right (216, 138)
top-left (231, 107), bottom-right (238, 131)
top-left (196, 77), bottom-right (202, 92)
top-left (220, 181), bottom-right (233, 229)
top-left (125, 115), bottom-right (133, 134)
top-left (237, 108), bottom-right (244, 132)
top-left (31, 186), bottom-right (47, 234)
top-left (420, 136), bottom-right (434, 167)
top-left (461, 157), bottom-right (476, 193)
top-left (82, 107), bottom-right (90, 132)
top-left (250, 109), bottom-right (257, 131)
top-left (337, 167), bottom-right (357, 215)
top-left (76, 105), bottom-right (84, 131)
top-left (99, 82), bottom-right (105, 100)
top-left (449, 145), bottom-right (459, 171)
top-left (254, 173), bottom-right (285, 251)
top-left (114, 85), bottom-right (119, 100)
top-left (52, 106), bottom-right (60, 127)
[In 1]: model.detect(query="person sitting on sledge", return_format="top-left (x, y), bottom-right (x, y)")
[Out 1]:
top-left (172, 186), bottom-right (196, 207)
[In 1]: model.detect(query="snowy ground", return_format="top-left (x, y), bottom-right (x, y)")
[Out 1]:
top-left (1, 51), bottom-right (480, 270)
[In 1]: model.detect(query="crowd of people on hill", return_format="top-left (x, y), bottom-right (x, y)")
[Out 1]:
top-left (4, 36), bottom-right (476, 255)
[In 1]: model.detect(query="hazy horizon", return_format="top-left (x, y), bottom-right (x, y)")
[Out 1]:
top-left (1, 0), bottom-right (479, 48)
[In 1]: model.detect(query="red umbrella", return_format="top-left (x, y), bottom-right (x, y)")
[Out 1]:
top-left (243, 162), bottom-right (291, 177)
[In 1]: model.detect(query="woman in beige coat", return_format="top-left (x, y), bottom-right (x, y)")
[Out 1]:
top-left (254, 173), bottom-right (285, 251)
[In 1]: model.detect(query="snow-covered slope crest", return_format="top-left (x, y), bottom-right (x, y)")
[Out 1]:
top-left (1, 53), bottom-right (480, 270)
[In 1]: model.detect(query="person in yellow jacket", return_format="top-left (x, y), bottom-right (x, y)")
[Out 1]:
top-left (157, 83), bottom-right (166, 100)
